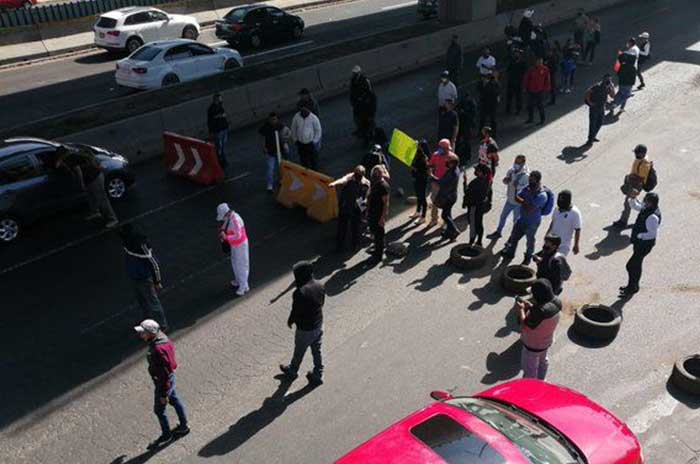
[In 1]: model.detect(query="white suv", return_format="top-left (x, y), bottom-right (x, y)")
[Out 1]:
top-left (94, 7), bottom-right (200, 54)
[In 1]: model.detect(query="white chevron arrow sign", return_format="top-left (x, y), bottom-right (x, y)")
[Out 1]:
top-left (189, 148), bottom-right (202, 176)
top-left (172, 143), bottom-right (186, 171)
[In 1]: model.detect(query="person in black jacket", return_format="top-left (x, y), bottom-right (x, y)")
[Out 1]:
top-left (610, 53), bottom-right (636, 115)
top-left (620, 192), bottom-right (661, 296)
top-left (446, 35), bottom-right (464, 86)
top-left (506, 50), bottom-right (527, 115)
top-left (350, 66), bottom-right (372, 135)
top-left (534, 235), bottom-right (564, 295)
top-left (456, 92), bottom-right (477, 164)
top-left (330, 165), bottom-right (370, 251)
top-left (478, 74), bottom-right (501, 134)
top-left (280, 261), bottom-right (326, 385)
top-left (435, 154), bottom-right (461, 241)
top-left (207, 93), bottom-right (230, 169)
top-left (410, 141), bottom-right (430, 223)
top-left (464, 164), bottom-right (492, 246)
top-left (120, 224), bottom-right (168, 330)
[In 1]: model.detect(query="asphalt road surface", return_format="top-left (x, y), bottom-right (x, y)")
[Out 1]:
top-left (3, 0), bottom-right (700, 463)
top-left (0, 0), bottom-right (423, 132)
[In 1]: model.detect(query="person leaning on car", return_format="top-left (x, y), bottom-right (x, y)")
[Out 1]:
top-left (55, 146), bottom-right (119, 228)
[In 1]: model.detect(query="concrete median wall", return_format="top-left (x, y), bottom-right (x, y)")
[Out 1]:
top-left (57, 0), bottom-right (627, 164)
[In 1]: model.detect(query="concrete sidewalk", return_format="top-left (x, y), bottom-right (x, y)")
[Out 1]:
top-left (0, 0), bottom-right (342, 66)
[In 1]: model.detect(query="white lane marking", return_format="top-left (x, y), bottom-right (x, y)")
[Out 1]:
top-left (172, 143), bottom-right (186, 171)
top-left (626, 392), bottom-right (679, 436)
top-left (189, 149), bottom-right (203, 175)
top-left (246, 40), bottom-right (314, 59)
top-left (0, 172), bottom-right (251, 277)
top-left (381, 1), bottom-right (415, 11)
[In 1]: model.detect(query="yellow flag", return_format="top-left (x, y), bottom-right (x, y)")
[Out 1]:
top-left (388, 129), bottom-right (418, 167)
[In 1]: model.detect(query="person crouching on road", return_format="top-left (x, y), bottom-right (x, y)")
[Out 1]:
top-left (534, 235), bottom-right (564, 296)
top-left (620, 192), bottom-right (661, 297)
top-left (120, 224), bottom-right (168, 331)
top-left (329, 165), bottom-right (370, 252)
top-left (207, 93), bottom-right (230, 170)
top-left (517, 279), bottom-right (561, 380)
top-left (135, 319), bottom-right (189, 450)
top-left (367, 165), bottom-right (390, 262)
top-left (217, 203), bottom-right (249, 296)
top-left (280, 260), bottom-right (326, 386)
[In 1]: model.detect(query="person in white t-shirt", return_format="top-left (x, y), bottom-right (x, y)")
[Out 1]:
top-left (476, 48), bottom-right (496, 76)
top-left (546, 190), bottom-right (582, 256)
top-left (623, 37), bottom-right (640, 68)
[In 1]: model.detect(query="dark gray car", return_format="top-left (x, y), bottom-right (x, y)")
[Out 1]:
top-left (0, 137), bottom-right (135, 243)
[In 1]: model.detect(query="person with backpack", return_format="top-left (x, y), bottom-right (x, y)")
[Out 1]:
top-left (545, 190), bottom-right (582, 256)
top-left (584, 74), bottom-right (615, 145)
top-left (614, 144), bottom-right (655, 229)
top-left (329, 165), bottom-right (370, 252)
top-left (488, 154), bottom-right (529, 240)
top-left (620, 192), bottom-right (661, 296)
top-left (500, 170), bottom-right (552, 265)
top-left (534, 235), bottom-right (567, 295)
top-left (463, 164), bottom-right (492, 247)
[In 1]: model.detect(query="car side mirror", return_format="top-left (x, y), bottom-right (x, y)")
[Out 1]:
top-left (430, 391), bottom-right (453, 401)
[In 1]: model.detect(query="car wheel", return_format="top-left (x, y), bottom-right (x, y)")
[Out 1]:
top-left (105, 174), bottom-right (128, 200)
top-left (291, 25), bottom-right (303, 39)
top-left (162, 73), bottom-right (180, 87)
top-left (671, 355), bottom-right (700, 395)
top-left (501, 264), bottom-right (536, 294)
top-left (224, 58), bottom-right (240, 71)
top-left (0, 215), bottom-right (20, 243)
top-left (182, 25), bottom-right (198, 40)
top-left (126, 37), bottom-right (143, 54)
top-left (450, 244), bottom-right (488, 271)
top-left (249, 34), bottom-right (262, 49)
top-left (572, 304), bottom-right (622, 340)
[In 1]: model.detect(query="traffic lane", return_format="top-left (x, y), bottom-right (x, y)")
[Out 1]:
top-left (0, 0), bottom-right (420, 131)
top-left (1, 0), bottom-right (695, 460)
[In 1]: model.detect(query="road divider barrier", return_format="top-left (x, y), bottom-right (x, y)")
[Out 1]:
top-left (276, 160), bottom-right (338, 223)
top-left (163, 131), bottom-right (224, 185)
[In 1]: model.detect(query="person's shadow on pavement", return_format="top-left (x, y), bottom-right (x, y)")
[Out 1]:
top-left (481, 339), bottom-right (523, 385)
top-left (198, 379), bottom-right (317, 458)
top-left (585, 224), bottom-right (630, 261)
top-left (557, 144), bottom-right (592, 164)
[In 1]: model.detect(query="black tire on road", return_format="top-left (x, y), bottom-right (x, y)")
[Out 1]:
top-left (126, 37), bottom-right (143, 54)
top-left (572, 304), bottom-right (622, 340)
top-left (162, 74), bottom-right (180, 87)
top-left (501, 264), bottom-right (536, 294)
top-left (292, 25), bottom-right (303, 39)
top-left (671, 355), bottom-right (700, 395)
top-left (450, 244), bottom-right (488, 271)
top-left (182, 25), bottom-right (198, 40)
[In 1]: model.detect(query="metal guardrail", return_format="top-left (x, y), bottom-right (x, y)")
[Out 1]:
top-left (0, 0), bottom-right (176, 29)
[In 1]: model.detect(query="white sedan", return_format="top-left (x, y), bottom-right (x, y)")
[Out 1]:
top-left (115, 39), bottom-right (243, 90)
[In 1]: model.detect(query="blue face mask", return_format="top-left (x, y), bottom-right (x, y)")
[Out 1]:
top-left (513, 163), bottom-right (523, 172)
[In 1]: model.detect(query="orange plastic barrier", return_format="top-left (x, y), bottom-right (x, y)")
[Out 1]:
top-left (163, 132), bottom-right (224, 185)
top-left (276, 160), bottom-right (338, 223)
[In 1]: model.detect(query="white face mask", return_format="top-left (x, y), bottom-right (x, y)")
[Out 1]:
top-left (513, 163), bottom-right (523, 172)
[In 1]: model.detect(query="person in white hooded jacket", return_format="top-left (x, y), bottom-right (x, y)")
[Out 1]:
top-left (217, 203), bottom-right (249, 296)
top-left (487, 154), bottom-right (530, 240)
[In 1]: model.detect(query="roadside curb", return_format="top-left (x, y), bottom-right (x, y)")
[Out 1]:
top-left (0, 0), bottom-right (345, 67)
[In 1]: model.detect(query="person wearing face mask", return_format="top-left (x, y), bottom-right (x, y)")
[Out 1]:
top-left (545, 190), bottom-right (582, 256)
top-left (330, 165), bottom-right (370, 252)
top-left (488, 155), bottom-right (529, 240)
top-left (464, 164), bottom-right (492, 246)
top-left (620, 192), bottom-right (661, 296)
top-left (438, 71), bottom-right (458, 110)
top-left (290, 104), bottom-right (322, 170)
top-left (433, 153), bottom-right (461, 241)
top-left (583, 74), bottom-right (615, 145)
top-left (534, 235), bottom-right (564, 295)
top-left (427, 139), bottom-right (454, 228)
top-left (500, 170), bottom-right (548, 265)
top-left (476, 47), bottom-right (496, 77)
top-left (217, 203), bottom-right (250, 296)
top-left (614, 144), bottom-right (653, 229)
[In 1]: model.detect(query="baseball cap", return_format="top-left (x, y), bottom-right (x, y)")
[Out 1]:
top-left (441, 70), bottom-right (450, 78)
top-left (639, 32), bottom-right (650, 39)
top-left (216, 203), bottom-right (230, 221)
top-left (134, 319), bottom-right (160, 335)
top-left (352, 65), bottom-right (361, 73)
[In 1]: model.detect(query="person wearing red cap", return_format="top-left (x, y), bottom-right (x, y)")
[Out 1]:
top-left (135, 319), bottom-right (189, 449)
top-left (427, 139), bottom-right (454, 227)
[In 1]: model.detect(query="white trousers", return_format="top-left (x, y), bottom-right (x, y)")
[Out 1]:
top-left (230, 241), bottom-right (250, 290)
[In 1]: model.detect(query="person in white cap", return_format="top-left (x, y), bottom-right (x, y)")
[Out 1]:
top-left (134, 319), bottom-right (189, 449)
top-left (217, 203), bottom-right (250, 296)
top-left (637, 32), bottom-right (650, 89)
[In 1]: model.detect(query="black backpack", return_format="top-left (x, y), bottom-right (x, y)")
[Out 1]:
top-left (643, 163), bottom-right (657, 192)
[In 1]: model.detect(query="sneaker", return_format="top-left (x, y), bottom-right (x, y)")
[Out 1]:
top-left (279, 364), bottom-right (298, 380)
top-left (105, 219), bottom-right (119, 229)
top-left (486, 231), bottom-right (502, 240)
top-left (500, 250), bottom-right (514, 260)
top-left (230, 280), bottom-right (239, 288)
top-left (521, 257), bottom-right (532, 266)
top-left (266, 186), bottom-right (274, 193)
top-left (619, 286), bottom-right (639, 296)
top-left (306, 371), bottom-right (323, 386)
top-left (172, 424), bottom-right (190, 437)
top-left (147, 434), bottom-right (173, 450)
top-left (236, 287), bottom-right (249, 296)
top-left (84, 212), bottom-right (101, 221)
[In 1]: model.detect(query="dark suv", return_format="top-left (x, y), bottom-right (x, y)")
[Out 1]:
top-left (417, 0), bottom-right (438, 19)
top-left (0, 137), bottom-right (134, 243)
top-left (215, 4), bottom-right (304, 49)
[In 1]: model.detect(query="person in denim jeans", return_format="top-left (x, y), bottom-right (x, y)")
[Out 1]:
top-left (207, 93), bottom-right (230, 169)
top-left (488, 155), bottom-right (529, 240)
top-left (135, 319), bottom-right (189, 450)
top-left (258, 112), bottom-right (290, 192)
top-left (500, 170), bottom-right (548, 265)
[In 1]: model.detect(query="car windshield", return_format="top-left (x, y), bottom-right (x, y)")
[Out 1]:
top-left (445, 398), bottom-right (583, 464)
top-left (129, 46), bottom-right (161, 61)
top-left (224, 8), bottom-right (247, 21)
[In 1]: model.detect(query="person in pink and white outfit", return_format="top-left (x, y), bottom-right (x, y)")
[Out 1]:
top-left (217, 203), bottom-right (250, 296)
